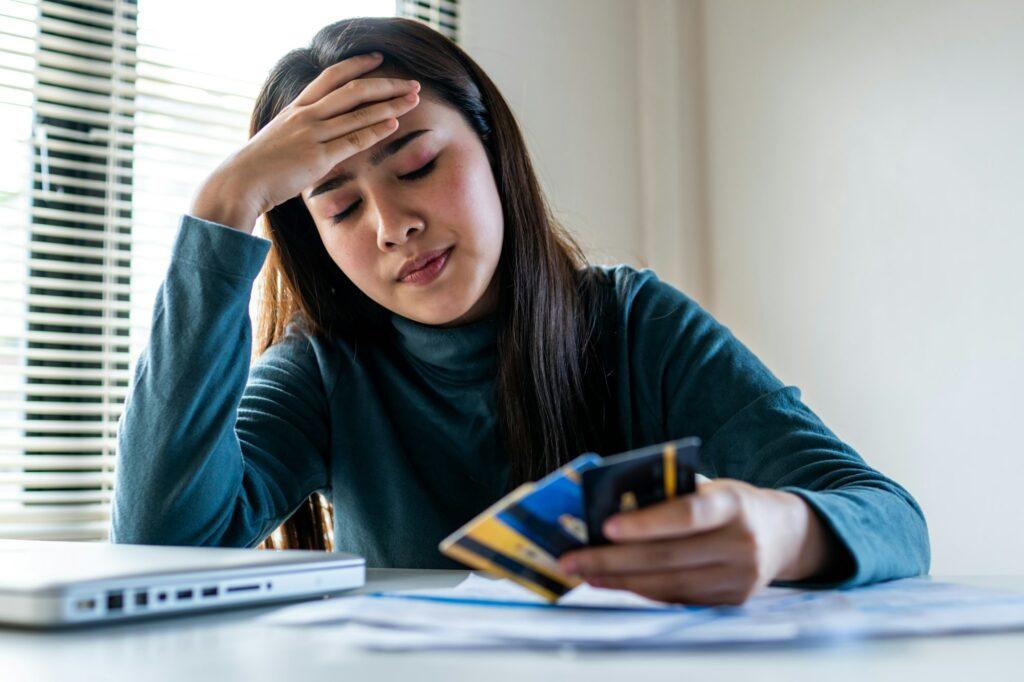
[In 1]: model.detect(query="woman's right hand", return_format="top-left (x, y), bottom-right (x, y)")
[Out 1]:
top-left (189, 51), bottom-right (421, 234)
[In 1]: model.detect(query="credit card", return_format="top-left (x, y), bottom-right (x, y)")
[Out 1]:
top-left (581, 437), bottom-right (700, 546)
top-left (497, 458), bottom-right (593, 557)
top-left (438, 439), bottom-right (701, 602)
top-left (439, 454), bottom-right (600, 601)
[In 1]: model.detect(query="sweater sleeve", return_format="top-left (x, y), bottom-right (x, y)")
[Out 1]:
top-left (110, 214), bottom-right (331, 548)
top-left (617, 266), bottom-right (931, 589)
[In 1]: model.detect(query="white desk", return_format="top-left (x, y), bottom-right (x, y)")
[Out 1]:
top-left (4, 571), bottom-right (1023, 682)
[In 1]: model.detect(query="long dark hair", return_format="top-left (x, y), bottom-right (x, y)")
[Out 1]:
top-left (252, 17), bottom-right (614, 551)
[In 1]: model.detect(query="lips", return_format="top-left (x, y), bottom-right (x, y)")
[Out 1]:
top-left (396, 246), bottom-right (454, 281)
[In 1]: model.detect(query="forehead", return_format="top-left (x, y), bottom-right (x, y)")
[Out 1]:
top-left (354, 65), bottom-right (453, 126)
top-left (331, 96), bottom-right (442, 162)
top-left (346, 90), bottom-right (462, 157)
top-left (301, 83), bottom-right (467, 200)
top-left (387, 90), bottom-right (451, 130)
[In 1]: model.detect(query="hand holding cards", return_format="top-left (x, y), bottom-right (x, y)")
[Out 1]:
top-left (439, 437), bottom-right (700, 602)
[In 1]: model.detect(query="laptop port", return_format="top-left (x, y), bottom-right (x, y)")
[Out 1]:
top-left (75, 598), bottom-right (96, 611)
top-left (175, 589), bottom-right (193, 600)
top-left (106, 592), bottom-right (124, 611)
top-left (134, 591), bottom-right (149, 607)
top-left (225, 583), bottom-right (259, 593)
top-left (157, 591), bottom-right (167, 602)
top-left (201, 586), bottom-right (218, 598)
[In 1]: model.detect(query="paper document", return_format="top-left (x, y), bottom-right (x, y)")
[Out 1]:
top-left (260, 573), bottom-right (1024, 650)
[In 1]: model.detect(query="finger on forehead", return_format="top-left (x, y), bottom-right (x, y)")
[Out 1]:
top-left (608, 484), bottom-right (738, 541)
top-left (293, 52), bottom-right (382, 107)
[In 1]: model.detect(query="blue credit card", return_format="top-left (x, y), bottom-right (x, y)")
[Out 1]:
top-left (496, 453), bottom-right (601, 556)
top-left (438, 454), bottom-right (600, 601)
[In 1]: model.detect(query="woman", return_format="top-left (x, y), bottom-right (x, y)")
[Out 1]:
top-left (111, 17), bottom-right (930, 605)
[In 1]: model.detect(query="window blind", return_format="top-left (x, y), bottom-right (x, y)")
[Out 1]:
top-left (1, 0), bottom-right (452, 543)
top-left (2, 0), bottom-right (283, 542)
top-left (0, 0), bottom-right (142, 541)
top-left (399, 0), bottom-right (458, 41)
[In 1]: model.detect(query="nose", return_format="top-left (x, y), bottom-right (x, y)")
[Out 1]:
top-left (378, 223), bottom-right (420, 250)
top-left (372, 199), bottom-right (422, 251)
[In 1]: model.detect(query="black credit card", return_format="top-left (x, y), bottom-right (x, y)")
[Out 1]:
top-left (581, 437), bottom-right (700, 546)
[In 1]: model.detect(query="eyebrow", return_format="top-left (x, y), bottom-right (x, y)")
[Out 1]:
top-left (307, 128), bottom-right (432, 200)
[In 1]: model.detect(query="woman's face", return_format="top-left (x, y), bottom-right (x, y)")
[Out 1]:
top-left (300, 85), bottom-right (504, 327)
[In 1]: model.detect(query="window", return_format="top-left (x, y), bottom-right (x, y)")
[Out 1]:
top-left (398, 0), bottom-right (457, 40)
top-left (0, 0), bottom-right (457, 542)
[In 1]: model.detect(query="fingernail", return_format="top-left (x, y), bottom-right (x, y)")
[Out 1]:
top-left (604, 518), bottom-right (621, 539)
top-left (370, 51), bottom-right (382, 59)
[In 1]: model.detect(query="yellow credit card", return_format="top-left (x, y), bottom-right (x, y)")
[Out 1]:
top-left (439, 456), bottom-right (599, 602)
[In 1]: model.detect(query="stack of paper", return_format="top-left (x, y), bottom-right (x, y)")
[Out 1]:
top-left (259, 573), bottom-right (1024, 650)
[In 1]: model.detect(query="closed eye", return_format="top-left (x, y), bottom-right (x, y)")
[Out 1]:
top-left (329, 157), bottom-right (439, 225)
top-left (399, 157), bottom-right (437, 182)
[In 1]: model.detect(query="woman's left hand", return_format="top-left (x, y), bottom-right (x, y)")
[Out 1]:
top-left (557, 478), bottom-right (837, 605)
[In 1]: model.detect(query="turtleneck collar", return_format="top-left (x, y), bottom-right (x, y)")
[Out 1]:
top-left (389, 311), bottom-right (499, 383)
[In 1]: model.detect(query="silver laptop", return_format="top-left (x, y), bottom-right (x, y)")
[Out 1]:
top-left (0, 538), bottom-right (365, 629)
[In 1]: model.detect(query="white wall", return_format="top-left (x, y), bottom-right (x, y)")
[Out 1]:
top-left (702, 0), bottom-right (1024, 575)
top-left (461, 0), bottom-right (709, 299)
top-left (460, 0), bottom-right (643, 266)
top-left (463, 0), bottom-right (1024, 575)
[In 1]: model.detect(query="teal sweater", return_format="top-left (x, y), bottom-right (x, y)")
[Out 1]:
top-left (111, 214), bottom-right (930, 588)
